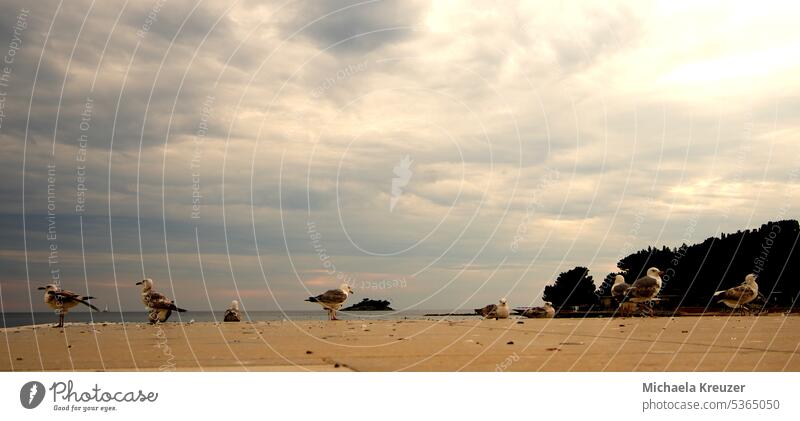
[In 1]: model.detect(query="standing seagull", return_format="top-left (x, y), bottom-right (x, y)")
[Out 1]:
top-left (522, 301), bottom-right (555, 318)
top-left (37, 284), bottom-right (99, 328)
top-left (224, 300), bottom-right (241, 322)
top-left (611, 275), bottom-right (631, 303)
top-left (713, 274), bottom-right (759, 314)
top-left (135, 278), bottom-right (187, 324)
top-left (626, 267), bottom-right (664, 316)
top-left (305, 283), bottom-right (353, 320)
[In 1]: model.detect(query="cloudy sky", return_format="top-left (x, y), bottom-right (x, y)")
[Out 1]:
top-left (1, 0), bottom-right (798, 313)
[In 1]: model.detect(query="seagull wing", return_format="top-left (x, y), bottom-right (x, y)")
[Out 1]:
top-left (715, 285), bottom-right (756, 303)
top-left (476, 304), bottom-right (497, 317)
top-left (312, 289), bottom-right (348, 304)
top-left (49, 290), bottom-right (99, 311)
top-left (147, 292), bottom-right (186, 312)
top-left (522, 306), bottom-right (546, 318)
top-left (611, 283), bottom-right (630, 300)
top-left (628, 276), bottom-right (660, 299)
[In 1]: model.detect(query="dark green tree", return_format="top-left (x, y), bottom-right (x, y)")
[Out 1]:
top-left (615, 220), bottom-right (800, 307)
top-left (543, 266), bottom-right (599, 308)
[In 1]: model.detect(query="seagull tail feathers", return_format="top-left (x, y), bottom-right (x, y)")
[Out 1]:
top-left (76, 298), bottom-right (99, 312)
top-left (305, 297), bottom-right (318, 303)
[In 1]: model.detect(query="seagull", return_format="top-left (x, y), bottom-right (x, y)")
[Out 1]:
top-left (611, 274), bottom-right (631, 303)
top-left (495, 298), bottom-right (510, 319)
top-left (480, 298), bottom-right (510, 320)
top-left (626, 267), bottom-right (664, 316)
top-left (37, 284), bottom-right (99, 328)
top-left (713, 274), bottom-right (759, 314)
top-left (224, 300), bottom-right (241, 322)
top-left (305, 283), bottom-right (353, 320)
top-left (135, 278), bottom-right (187, 324)
top-left (522, 301), bottom-right (555, 318)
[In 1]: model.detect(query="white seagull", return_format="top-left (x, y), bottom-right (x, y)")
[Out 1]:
top-left (305, 283), bottom-right (353, 320)
top-left (495, 298), bottom-right (510, 319)
top-left (37, 284), bottom-right (99, 328)
top-left (713, 274), bottom-right (759, 314)
top-left (522, 301), bottom-right (555, 318)
top-left (481, 298), bottom-right (509, 320)
top-left (626, 267), bottom-right (664, 316)
top-left (224, 300), bottom-right (241, 322)
top-left (135, 278), bottom-right (187, 324)
top-left (611, 274), bottom-right (631, 303)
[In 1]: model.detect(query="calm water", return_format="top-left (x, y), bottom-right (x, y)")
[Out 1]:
top-left (1, 309), bottom-right (478, 328)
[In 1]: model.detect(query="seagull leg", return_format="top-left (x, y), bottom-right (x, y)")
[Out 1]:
top-left (55, 312), bottom-right (64, 328)
top-left (331, 309), bottom-right (338, 321)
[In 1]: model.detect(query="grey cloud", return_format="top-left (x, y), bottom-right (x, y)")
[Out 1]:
top-left (278, 0), bottom-right (426, 54)
top-left (1, 1), bottom-right (798, 312)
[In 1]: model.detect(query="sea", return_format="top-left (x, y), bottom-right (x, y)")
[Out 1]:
top-left (0, 309), bottom-right (479, 328)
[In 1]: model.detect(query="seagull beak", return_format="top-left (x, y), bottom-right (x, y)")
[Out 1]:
top-left (658, 271), bottom-right (665, 276)
top-left (37, 286), bottom-right (46, 290)
top-left (135, 281), bottom-right (143, 285)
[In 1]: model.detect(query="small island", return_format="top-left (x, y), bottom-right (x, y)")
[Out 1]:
top-left (342, 298), bottom-right (394, 311)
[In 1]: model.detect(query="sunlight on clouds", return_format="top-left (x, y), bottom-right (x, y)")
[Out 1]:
top-left (657, 45), bottom-right (800, 95)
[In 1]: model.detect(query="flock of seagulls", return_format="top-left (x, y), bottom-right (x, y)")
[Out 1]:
top-left (473, 267), bottom-right (762, 320)
top-left (468, 267), bottom-right (667, 320)
top-left (611, 268), bottom-right (762, 315)
top-left (35, 269), bottom-right (763, 327)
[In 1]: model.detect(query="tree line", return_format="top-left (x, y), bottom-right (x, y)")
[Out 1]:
top-left (542, 220), bottom-right (800, 309)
